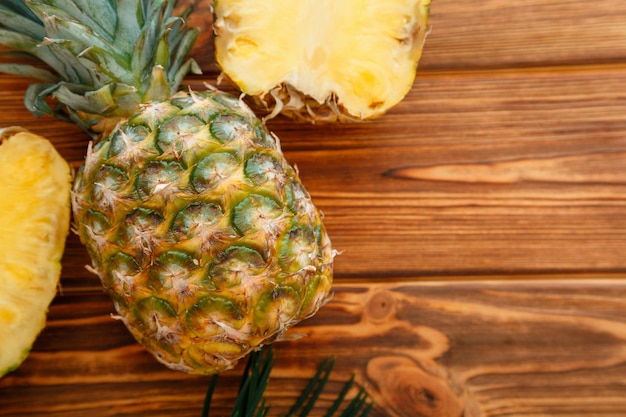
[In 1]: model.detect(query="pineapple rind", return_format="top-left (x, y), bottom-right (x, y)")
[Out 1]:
top-left (72, 89), bottom-right (334, 375)
top-left (1, 0), bottom-right (335, 375)
top-left (0, 128), bottom-right (71, 378)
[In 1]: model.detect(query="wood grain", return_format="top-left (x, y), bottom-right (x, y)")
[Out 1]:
top-left (420, 0), bottom-right (626, 70)
top-left (1, 0), bottom-right (626, 416)
top-left (261, 67), bottom-right (626, 278)
top-left (3, 66), bottom-right (625, 281)
top-left (2, 280), bottom-right (626, 417)
top-left (187, 0), bottom-right (626, 73)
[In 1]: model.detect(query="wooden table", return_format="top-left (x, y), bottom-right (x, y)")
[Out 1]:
top-left (2, 1), bottom-right (626, 416)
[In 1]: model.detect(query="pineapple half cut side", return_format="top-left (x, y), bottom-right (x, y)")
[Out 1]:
top-left (214, 0), bottom-right (431, 122)
top-left (0, 128), bottom-right (72, 377)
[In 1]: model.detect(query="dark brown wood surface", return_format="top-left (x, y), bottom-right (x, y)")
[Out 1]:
top-left (2, 1), bottom-right (626, 416)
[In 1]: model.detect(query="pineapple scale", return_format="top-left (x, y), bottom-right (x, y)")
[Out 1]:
top-left (72, 89), bottom-right (334, 375)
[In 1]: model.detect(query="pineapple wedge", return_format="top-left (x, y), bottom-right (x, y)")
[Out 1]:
top-left (0, 128), bottom-right (71, 377)
top-left (214, 0), bottom-right (431, 122)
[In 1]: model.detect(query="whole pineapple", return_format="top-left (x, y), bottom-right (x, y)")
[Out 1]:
top-left (0, 0), bottom-right (334, 375)
top-left (214, 0), bottom-right (431, 122)
top-left (0, 127), bottom-right (71, 377)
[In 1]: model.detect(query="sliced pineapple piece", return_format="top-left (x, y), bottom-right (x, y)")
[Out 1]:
top-left (214, 0), bottom-right (431, 122)
top-left (0, 128), bottom-right (71, 377)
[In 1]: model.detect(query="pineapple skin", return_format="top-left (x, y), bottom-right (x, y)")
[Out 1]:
top-left (72, 89), bottom-right (335, 375)
top-left (0, 128), bottom-right (71, 377)
top-left (1, 0), bottom-right (335, 374)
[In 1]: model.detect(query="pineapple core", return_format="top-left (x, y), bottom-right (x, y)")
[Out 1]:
top-left (214, 0), bottom-right (430, 121)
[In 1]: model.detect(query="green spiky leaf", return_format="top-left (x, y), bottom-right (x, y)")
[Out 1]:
top-left (0, 0), bottom-right (200, 133)
top-left (0, 62), bottom-right (57, 82)
top-left (202, 346), bottom-right (374, 417)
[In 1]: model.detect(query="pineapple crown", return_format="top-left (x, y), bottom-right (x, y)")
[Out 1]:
top-left (0, 0), bottom-right (201, 134)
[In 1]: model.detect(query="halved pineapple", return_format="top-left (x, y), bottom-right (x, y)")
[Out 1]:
top-left (214, 0), bottom-right (431, 122)
top-left (0, 128), bottom-right (71, 377)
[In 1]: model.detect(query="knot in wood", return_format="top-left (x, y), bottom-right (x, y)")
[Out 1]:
top-left (367, 357), bottom-right (464, 417)
top-left (366, 290), bottom-right (396, 322)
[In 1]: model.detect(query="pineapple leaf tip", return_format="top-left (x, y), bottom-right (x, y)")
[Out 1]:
top-left (202, 346), bottom-right (374, 417)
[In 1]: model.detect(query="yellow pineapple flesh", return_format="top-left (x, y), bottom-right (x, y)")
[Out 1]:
top-left (214, 0), bottom-right (431, 122)
top-left (0, 128), bottom-right (71, 377)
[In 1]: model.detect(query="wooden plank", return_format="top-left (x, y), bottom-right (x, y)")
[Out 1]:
top-left (235, 66), bottom-right (626, 278)
top-left (185, 0), bottom-right (626, 74)
top-left (1, 1), bottom-right (625, 416)
top-left (421, 0), bottom-right (626, 70)
top-left (1, 279), bottom-right (626, 416)
top-left (4, 0), bottom-right (626, 74)
top-left (1, 65), bottom-right (625, 282)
